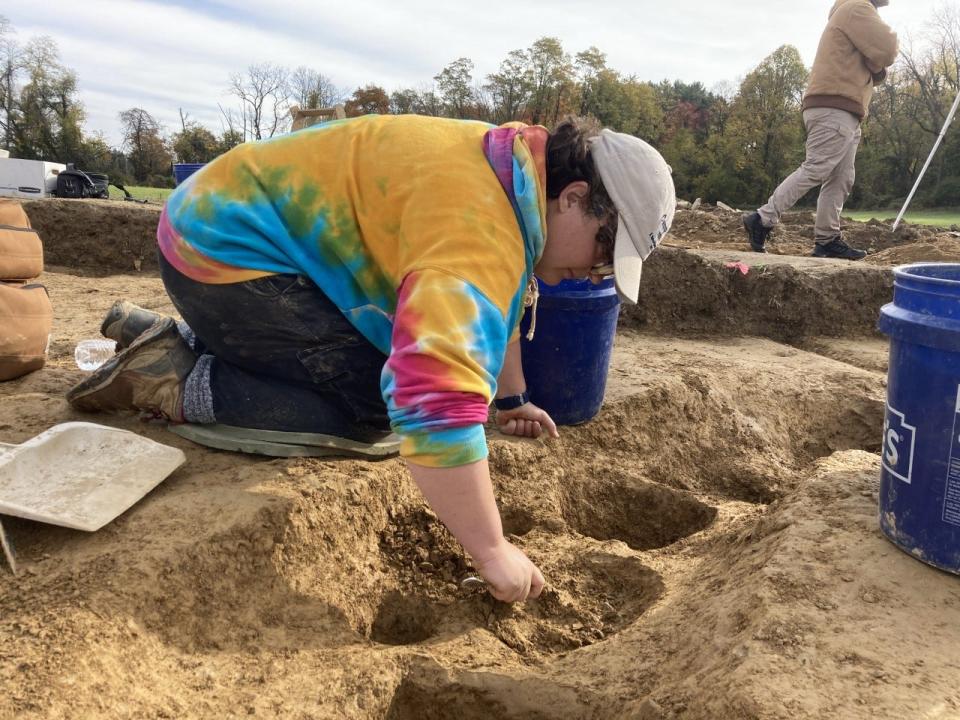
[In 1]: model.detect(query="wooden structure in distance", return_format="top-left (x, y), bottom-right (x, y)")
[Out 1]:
top-left (289, 104), bottom-right (347, 131)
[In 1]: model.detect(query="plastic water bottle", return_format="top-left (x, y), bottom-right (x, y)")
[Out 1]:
top-left (74, 339), bottom-right (117, 371)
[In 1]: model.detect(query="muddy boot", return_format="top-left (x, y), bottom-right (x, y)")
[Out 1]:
top-left (100, 300), bottom-right (167, 350)
top-left (67, 318), bottom-right (195, 421)
top-left (812, 237), bottom-right (867, 260)
top-left (742, 212), bottom-right (771, 253)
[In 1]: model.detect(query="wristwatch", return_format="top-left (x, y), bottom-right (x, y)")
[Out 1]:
top-left (494, 392), bottom-right (530, 411)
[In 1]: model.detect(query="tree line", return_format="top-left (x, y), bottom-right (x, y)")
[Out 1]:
top-left (0, 10), bottom-right (957, 208)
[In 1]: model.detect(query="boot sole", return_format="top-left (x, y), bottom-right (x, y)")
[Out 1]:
top-left (812, 250), bottom-right (866, 260)
top-left (67, 318), bottom-right (176, 405)
top-left (168, 424), bottom-right (400, 459)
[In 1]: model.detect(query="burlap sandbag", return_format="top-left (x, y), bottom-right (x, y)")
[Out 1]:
top-left (0, 199), bottom-right (31, 228)
top-left (0, 281), bottom-right (52, 381)
top-left (0, 227), bottom-right (43, 281)
top-left (0, 199), bottom-right (43, 281)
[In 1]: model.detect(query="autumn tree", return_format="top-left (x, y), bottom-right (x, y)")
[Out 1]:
top-left (574, 46), bottom-right (608, 117)
top-left (485, 49), bottom-right (533, 123)
top-left (387, 85), bottom-right (441, 116)
top-left (75, 132), bottom-right (112, 173)
top-left (611, 79), bottom-right (664, 141)
top-left (434, 57), bottom-right (475, 119)
top-left (5, 12), bottom-right (959, 205)
top-left (0, 16), bottom-right (20, 152)
top-left (171, 110), bottom-right (220, 163)
top-left (119, 107), bottom-right (172, 184)
top-left (527, 37), bottom-right (574, 126)
top-left (218, 128), bottom-right (244, 154)
top-left (345, 84), bottom-right (390, 116)
top-left (714, 45), bottom-right (808, 204)
top-left (10, 35), bottom-right (85, 161)
top-left (852, 70), bottom-right (929, 206)
top-left (389, 88), bottom-right (419, 115)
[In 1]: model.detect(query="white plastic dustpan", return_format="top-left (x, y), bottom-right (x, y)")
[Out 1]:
top-left (0, 422), bottom-right (185, 532)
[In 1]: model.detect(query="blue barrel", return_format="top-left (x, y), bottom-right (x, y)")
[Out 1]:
top-left (172, 163), bottom-right (207, 186)
top-left (878, 263), bottom-right (960, 574)
top-left (519, 277), bottom-right (619, 425)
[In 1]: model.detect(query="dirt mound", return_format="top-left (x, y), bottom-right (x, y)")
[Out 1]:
top-left (625, 451), bottom-right (960, 719)
top-left (668, 204), bottom-right (942, 259)
top-left (24, 198), bottom-right (162, 274)
top-left (865, 233), bottom-right (960, 265)
top-left (1, 286), bottom-right (899, 718)
top-left (21, 197), bottom-right (955, 276)
top-left (629, 247), bottom-right (892, 340)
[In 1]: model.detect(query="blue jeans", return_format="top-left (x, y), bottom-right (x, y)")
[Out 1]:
top-left (159, 253), bottom-right (391, 441)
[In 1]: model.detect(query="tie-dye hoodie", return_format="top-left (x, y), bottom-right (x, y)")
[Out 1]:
top-left (159, 114), bottom-right (547, 468)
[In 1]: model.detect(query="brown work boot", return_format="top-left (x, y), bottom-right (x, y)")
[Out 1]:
top-left (100, 300), bottom-right (167, 350)
top-left (67, 318), bottom-right (195, 421)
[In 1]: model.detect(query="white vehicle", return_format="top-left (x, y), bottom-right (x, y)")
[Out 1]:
top-left (0, 157), bottom-right (66, 199)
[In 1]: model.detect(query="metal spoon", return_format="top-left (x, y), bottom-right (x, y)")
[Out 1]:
top-left (0, 518), bottom-right (18, 576)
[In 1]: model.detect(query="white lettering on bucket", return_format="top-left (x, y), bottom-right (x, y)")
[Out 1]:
top-left (942, 385), bottom-right (960, 527)
top-left (882, 404), bottom-right (916, 485)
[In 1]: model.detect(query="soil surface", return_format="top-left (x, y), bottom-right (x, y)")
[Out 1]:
top-left (667, 202), bottom-right (954, 258)
top-left (2, 200), bottom-right (959, 719)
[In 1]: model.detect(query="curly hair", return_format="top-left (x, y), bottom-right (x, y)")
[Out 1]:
top-left (545, 116), bottom-right (616, 220)
top-left (546, 116), bottom-right (618, 262)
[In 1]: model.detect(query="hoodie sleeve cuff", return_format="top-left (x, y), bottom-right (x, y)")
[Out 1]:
top-left (399, 424), bottom-right (488, 468)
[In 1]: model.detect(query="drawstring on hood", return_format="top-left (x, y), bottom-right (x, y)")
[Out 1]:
top-left (523, 275), bottom-right (539, 341)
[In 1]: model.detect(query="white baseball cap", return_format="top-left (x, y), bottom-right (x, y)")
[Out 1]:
top-left (589, 129), bottom-right (676, 304)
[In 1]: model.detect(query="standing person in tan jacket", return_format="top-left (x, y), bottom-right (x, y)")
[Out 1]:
top-left (743, 0), bottom-right (898, 259)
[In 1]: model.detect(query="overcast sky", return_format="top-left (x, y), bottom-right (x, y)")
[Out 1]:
top-left (4, 0), bottom-right (948, 147)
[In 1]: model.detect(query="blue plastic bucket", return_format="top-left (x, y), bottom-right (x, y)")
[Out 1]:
top-left (519, 277), bottom-right (620, 425)
top-left (172, 163), bottom-right (207, 186)
top-left (877, 263), bottom-right (960, 574)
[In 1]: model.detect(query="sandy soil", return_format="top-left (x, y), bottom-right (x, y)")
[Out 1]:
top-left (2, 200), bottom-right (959, 719)
top-left (666, 203), bottom-right (947, 258)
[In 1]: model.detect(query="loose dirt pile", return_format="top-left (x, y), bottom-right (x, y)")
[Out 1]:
top-left (666, 203), bottom-right (942, 257)
top-left (865, 233), bottom-right (960, 265)
top-left (1, 200), bottom-right (958, 719)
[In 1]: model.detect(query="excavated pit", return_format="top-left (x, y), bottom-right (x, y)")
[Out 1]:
top-left (8, 201), bottom-right (960, 719)
top-left (8, 328), bottom-right (884, 661)
top-left (51, 329), bottom-right (884, 660)
top-left (370, 591), bottom-right (441, 645)
top-left (384, 662), bottom-right (606, 720)
top-left (560, 471), bottom-right (717, 550)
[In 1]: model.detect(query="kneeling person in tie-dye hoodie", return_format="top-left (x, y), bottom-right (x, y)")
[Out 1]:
top-left (68, 114), bottom-right (675, 603)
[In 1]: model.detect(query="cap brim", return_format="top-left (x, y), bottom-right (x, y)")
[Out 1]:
top-left (613, 217), bottom-right (643, 304)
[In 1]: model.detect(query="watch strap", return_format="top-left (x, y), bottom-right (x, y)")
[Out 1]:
top-left (494, 392), bottom-right (530, 411)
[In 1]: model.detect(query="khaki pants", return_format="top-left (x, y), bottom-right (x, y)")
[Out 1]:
top-left (758, 107), bottom-right (861, 242)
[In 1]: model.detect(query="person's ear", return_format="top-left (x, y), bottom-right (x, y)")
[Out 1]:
top-left (559, 181), bottom-right (590, 212)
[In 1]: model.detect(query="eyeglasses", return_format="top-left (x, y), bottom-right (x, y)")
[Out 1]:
top-left (591, 262), bottom-right (614, 276)
top-left (594, 213), bottom-right (617, 266)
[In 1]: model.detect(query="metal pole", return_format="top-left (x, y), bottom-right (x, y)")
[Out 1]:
top-left (893, 88), bottom-right (960, 231)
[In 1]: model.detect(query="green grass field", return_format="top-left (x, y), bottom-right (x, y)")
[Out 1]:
top-left (844, 209), bottom-right (960, 227)
top-left (107, 185), bottom-right (174, 203)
